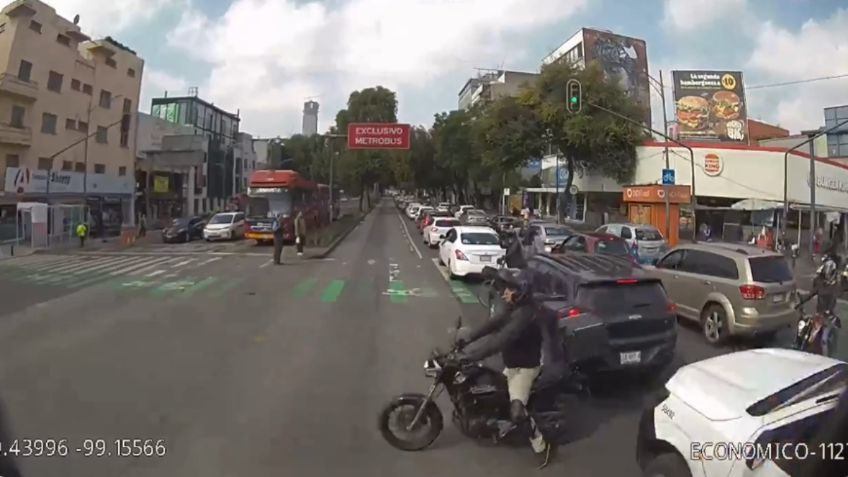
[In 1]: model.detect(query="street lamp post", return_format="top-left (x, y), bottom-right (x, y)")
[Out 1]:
top-left (321, 133), bottom-right (347, 223)
top-left (648, 71), bottom-right (672, 240)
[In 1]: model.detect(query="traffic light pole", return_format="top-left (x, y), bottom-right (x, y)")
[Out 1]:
top-left (585, 100), bottom-right (698, 242)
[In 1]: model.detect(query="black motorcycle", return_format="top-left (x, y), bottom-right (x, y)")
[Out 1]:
top-left (378, 317), bottom-right (587, 451)
top-left (794, 291), bottom-right (842, 357)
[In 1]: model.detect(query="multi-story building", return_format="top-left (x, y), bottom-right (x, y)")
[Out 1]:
top-left (252, 137), bottom-right (283, 170)
top-left (0, 0), bottom-right (143, 235)
top-left (234, 132), bottom-right (255, 193)
top-left (149, 91), bottom-right (240, 214)
top-left (825, 104), bottom-right (848, 158)
top-left (457, 70), bottom-right (538, 111)
top-left (747, 119), bottom-right (789, 144)
top-left (302, 100), bottom-right (318, 136)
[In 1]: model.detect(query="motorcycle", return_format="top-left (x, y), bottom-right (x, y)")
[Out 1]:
top-left (793, 291), bottom-right (842, 357)
top-left (378, 316), bottom-right (588, 451)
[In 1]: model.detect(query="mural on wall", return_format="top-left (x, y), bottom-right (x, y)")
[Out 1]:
top-left (582, 28), bottom-right (652, 126)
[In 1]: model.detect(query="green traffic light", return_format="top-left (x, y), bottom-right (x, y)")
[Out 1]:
top-left (570, 96), bottom-right (578, 104)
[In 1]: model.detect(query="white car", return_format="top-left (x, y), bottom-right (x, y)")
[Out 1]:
top-left (636, 348), bottom-right (847, 477)
top-left (436, 202), bottom-right (451, 213)
top-left (405, 203), bottom-right (421, 219)
top-left (203, 212), bottom-right (245, 241)
top-left (423, 217), bottom-right (461, 247)
top-left (413, 206), bottom-right (434, 221)
top-left (454, 205), bottom-right (475, 219)
top-left (438, 226), bottom-right (504, 278)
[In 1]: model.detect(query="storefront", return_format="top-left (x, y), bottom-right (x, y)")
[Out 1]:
top-left (3, 167), bottom-right (134, 237)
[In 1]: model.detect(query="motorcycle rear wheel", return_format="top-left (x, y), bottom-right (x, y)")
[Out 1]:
top-left (378, 399), bottom-right (444, 451)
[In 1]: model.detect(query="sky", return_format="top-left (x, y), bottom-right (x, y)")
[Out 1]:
top-left (47, 0), bottom-right (848, 138)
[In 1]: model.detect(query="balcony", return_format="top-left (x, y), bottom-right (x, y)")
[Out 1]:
top-left (0, 73), bottom-right (38, 101)
top-left (0, 124), bottom-right (31, 146)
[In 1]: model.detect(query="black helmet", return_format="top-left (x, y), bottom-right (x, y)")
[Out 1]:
top-left (497, 268), bottom-right (533, 301)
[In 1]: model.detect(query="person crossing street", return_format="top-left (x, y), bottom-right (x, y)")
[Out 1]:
top-left (294, 211), bottom-right (307, 257)
top-left (272, 213), bottom-right (284, 265)
top-left (76, 222), bottom-right (88, 248)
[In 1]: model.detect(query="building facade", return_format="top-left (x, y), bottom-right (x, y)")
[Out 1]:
top-left (0, 0), bottom-right (143, 235)
top-left (457, 70), bottom-right (538, 111)
top-left (825, 104), bottom-right (848, 158)
top-left (234, 131), bottom-right (255, 193)
top-left (302, 100), bottom-right (318, 136)
top-left (149, 92), bottom-right (240, 213)
top-left (747, 119), bottom-right (789, 144)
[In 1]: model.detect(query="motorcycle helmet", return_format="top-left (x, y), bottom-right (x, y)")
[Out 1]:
top-left (497, 268), bottom-right (533, 302)
top-left (819, 256), bottom-right (839, 287)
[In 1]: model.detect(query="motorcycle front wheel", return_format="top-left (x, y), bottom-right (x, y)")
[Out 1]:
top-left (378, 398), bottom-right (444, 451)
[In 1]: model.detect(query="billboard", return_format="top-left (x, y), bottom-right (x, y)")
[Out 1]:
top-left (582, 28), bottom-right (651, 126)
top-left (672, 70), bottom-right (748, 143)
top-left (347, 123), bottom-right (411, 150)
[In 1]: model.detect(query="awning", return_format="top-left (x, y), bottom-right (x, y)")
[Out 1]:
top-left (730, 199), bottom-right (784, 211)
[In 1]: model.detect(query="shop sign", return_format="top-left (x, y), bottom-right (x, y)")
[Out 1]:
top-left (154, 175), bottom-right (170, 193)
top-left (807, 174), bottom-right (848, 194)
top-left (623, 185), bottom-right (691, 204)
top-left (3, 167), bottom-right (132, 195)
top-left (703, 153), bottom-right (723, 176)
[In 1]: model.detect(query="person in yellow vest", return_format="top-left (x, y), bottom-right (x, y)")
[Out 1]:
top-left (76, 222), bottom-right (88, 248)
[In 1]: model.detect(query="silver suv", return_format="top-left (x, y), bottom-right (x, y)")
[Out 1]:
top-left (647, 243), bottom-right (796, 345)
top-left (597, 223), bottom-right (666, 264)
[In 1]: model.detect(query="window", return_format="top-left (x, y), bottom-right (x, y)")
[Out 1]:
top-left (10, 105), bottom-right (25, 128)
top-left (47, 71), bottom-right (63, 92)
top-left (29, 20), bottom-right (41, 33)
top-left (71, 79), bottom-right (80, 91)
top-left (127, 68), bottom-right (136, 78)
top-left (709, 255), bottom-right (740, 280)
top-left (748, 256), bottom-right (793, 283)
top-left (99, 90), bottom-right (111, 109)
top-left (118, 166), bottom-right (127, 176)
top-left (94, 164), bottom-right (105, 174)
top-left (635, 227), bottom-right (664, 241)
top-left (17, 60), bottom-right (31, 82)
top-left (82, 84), bottom-right (92, 95)
top-left (37, 157), bottom-right (52, 170)
top-left (95, 126), bottom-right (108, 143)
top-left (56, 34), bottom-right (70, 46)
top-left (621, 227), bottom-right (633, 239)
top-left (40, 113), bottom-right (57, 134)
top-left (65, 118), bottom-right (76, 130)
top-left (678, 250), bottom-right (714, 275)
top-left (105, 58), bottom-right (116, 68)
top-left (5, 154), bottom-right (19, 168)
top-left (61, 160), bottom-right (72, 171)
top-left (0, 23), bottom-right (6, 34)
top-left (576, 280), bottom-right (669, 314)
top-left (657, 250), bottom-right (684, 270)
top-left (122, 98), bottom-right (132, 113)
top-left (77, 121), bottom-right (88, 133)
top-left (74, 162), bottom-right (84, 172)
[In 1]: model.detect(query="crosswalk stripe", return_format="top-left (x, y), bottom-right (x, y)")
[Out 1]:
top-left (109, 257), bottom-right (175, 276)
top-left (24, 256), bottom-right (87, 272)
top-left (44, 257), bottom-right (104, 274)
top-left (128, 257), bottom-right (183, 276)
top-left (171, 259), bottom-right (195, 268)
top-left (65, 256), bottom-right (142, 276)
top-left (199, 257), bottom-right (222, 266)
top-left (145, 270), bottom-right (166, 278)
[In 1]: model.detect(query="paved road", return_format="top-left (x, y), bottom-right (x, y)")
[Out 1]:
top-left (1, 199), bottom-right (846, 476)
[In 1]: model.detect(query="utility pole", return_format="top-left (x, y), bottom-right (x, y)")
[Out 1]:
top-left (809, 140), bottom-right (816, 258)
top-left (659, 70), bottom-right (671, 241)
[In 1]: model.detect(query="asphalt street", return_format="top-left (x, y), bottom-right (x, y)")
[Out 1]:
top-left (1, 199), bottom-right (847, 476)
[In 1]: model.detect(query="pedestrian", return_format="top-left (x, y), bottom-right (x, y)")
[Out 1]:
top-left (272, 213), bottom-right (284, 265)
top-left (138, 214), bottom-right (147, 238)
top-left (76, 221), bottom-right (88, 248)
top-left (294, 210), bottom-right (307, 257)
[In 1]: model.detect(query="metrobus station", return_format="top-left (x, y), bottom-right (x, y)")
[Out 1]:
top-left (526, 141), bottom-right (848, 248)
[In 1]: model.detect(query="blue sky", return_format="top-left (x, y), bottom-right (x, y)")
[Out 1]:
top-left (50, 0), bottom-right (848, 137)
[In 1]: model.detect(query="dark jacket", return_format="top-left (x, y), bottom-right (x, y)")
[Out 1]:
top-left (504, 236), bottom-right (527, 269)
top-left (462, 302), bottom-right (542, 369)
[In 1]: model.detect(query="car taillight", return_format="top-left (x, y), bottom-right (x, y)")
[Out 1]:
top-left (557, 307), bottom-right (583, 320)
top-left (739, 284), bottom-right (766, 300)
top-left (455, 250), bottom-right (468, 261)
top-left (667, 301), bottom-right (677, 312)
top-left (616, 279), bottom-right (638, 284)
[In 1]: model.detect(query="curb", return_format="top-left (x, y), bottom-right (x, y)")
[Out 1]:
top-left (309, 207), bottom-right (375, 259)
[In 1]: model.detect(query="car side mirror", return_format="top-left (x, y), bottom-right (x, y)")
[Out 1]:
top-left (439, 234), bottom-right (446, 239)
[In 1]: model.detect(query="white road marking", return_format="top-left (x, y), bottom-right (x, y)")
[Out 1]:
top-left (367, 259), bottom-right (376, 265)
top-left (145, 270), bottom-right (166, 278)
top-left (259, 259), bottom-right (273, 268)
top-left (396, 209), bottom-right (422, 260)
top-left (389, 263), bottom-right (400, 282)
top-left (109, 257), bottom-right (175, 276)
top-left (432, 257), bottom-right (451, 282)
top-left (172, 259), bottom-right (195, 268)
top-left (199, 257), bottom-right (222, 266)
top-left (128, 257), bottom-right (183, 276)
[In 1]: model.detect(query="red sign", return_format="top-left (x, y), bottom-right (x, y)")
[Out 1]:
top-left (347, 123), bottom-right (411, 150)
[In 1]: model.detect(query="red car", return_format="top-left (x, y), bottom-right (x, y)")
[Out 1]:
top-left (551, 232), bottom-right (636, 263)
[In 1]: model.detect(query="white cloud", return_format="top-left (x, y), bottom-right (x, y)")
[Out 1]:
top-left (47, 0), bottom-right (174, 37)
top-left (746, 9), bottom-right (848, 132)
top-left (166, 0), bottom-right (589, 136)
top-left (662, 0), bottom-right (747, 33)
top-left (139, 69), bottom-right (190, 113)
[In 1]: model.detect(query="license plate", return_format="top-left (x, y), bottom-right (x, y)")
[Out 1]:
top-left (480, 255), bottom-right (491, 262)
top-left (620, 351), bottom-right (641, 365)
top-left (772, 294), bottom-right (783, 303)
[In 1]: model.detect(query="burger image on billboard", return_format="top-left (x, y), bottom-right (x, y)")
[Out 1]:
top-left (712, 91), bottom-right (742, 120)
top-left (676, 96), bottom-right (710, 130)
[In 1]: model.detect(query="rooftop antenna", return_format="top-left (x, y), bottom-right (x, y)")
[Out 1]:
top-left (73, 14), bottom-right (79, 25)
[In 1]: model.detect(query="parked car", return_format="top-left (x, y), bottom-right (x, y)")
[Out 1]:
top-left (436, 202), bottom-right (452, 213)
top-left (454, 205), bottom-right (476, 219)
top-left (163, 217), bottom-right (205, 243)
top-left (525, 222), bottom-right (575, 253)
top-left (411, 205), bottom-right (433, 221)
top-left (488, 215), bottom-right (521, 234)
top-left (405, 203), bottom-right (422, 219)
top-left (418, 210), bottom-right (452, 233)
top-left (203, 212), bottom-right (245, 241)
top-left (423, 218), bottom-right (461, 247)
top-left (646, 243), bottom-right (796, 345)
top-left (637, 348), bottom-right (846, 477)
top-left (487, 252), bottom-right (677, 377)
top-left (438, 226), bottom-right (504, 278)
top-left (460, 208), bottom-right (488, 225)
top-left (597, 223), bottom-right (667, 264)
top-left (552, 232), bottom-right (636, 263)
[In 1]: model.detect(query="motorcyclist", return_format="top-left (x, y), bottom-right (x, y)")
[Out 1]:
top-left (454, 268), bottom-right (553, 468)
top-left (813, 241), bottom-right (842, 315)
top-left (501, 231), bottom-right (527, 269)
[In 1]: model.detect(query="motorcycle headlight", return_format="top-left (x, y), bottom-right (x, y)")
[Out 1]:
top-left (423, 359), bottom-right (441, 378)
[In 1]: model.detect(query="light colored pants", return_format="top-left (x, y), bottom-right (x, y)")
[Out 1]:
top-left (503, 367), bottom-right (546, 453)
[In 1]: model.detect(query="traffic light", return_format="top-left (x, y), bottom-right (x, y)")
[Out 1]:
top-left (566, 79), bottom-right (582, 113)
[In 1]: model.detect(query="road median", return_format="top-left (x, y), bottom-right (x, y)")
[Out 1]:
top-left (307, 207), bottom-right (375, 259)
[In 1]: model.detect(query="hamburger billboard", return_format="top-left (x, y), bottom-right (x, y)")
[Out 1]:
top-left (672, 70), bottom-right (748, 143)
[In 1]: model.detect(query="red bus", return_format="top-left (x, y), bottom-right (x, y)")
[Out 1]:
top-left (245, 170), bottom-right (325, 244)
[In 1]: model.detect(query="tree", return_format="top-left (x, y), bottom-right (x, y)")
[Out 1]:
top-left (334, 86), bottom-right (399, 210)
top-left (474, 97), bottom-right (546, 174)
top-left (281, 134), bottom-right (329, 182)
top-left (431, 109), bottom-right (493, 203)
top-left (522, 60), bottom-right (648, 215)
